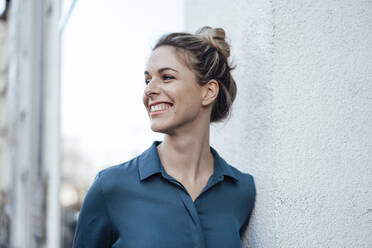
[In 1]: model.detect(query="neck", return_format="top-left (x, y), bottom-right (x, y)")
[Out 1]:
top-left (157, 121), bottom-right (214, 183)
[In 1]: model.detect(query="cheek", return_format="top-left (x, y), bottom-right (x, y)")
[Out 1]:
top-left (166, 84), bottom-right (202, 113)
top-left (182, 87), bottom-right (202, 105)
top-left (177, 93), bottom-right (201, 113)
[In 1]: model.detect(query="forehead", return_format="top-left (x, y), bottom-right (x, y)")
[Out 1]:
top-left (146, 46), bottom-right (187, 72)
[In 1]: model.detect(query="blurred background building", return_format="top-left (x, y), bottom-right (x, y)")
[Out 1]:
top-left (0, 0), bottom-right (372, 248)
top-left (0, 1), bottom-right (10, 247)
top-left (0, 0), bottom-right (183, 247)
top-left (1, 0), bottom-right (61, 247)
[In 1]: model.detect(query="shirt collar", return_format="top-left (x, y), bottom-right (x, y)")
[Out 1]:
top-left (138, 140), bottom-right (239, 183)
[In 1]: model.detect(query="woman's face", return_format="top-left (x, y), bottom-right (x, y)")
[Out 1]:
top-left (143, 46), bottom-right (205, 134)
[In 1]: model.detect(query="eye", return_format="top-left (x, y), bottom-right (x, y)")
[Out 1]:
top-left (163, 74), bottom-right (174, 81)
top-left (144, 78), bottom-right (151, 85)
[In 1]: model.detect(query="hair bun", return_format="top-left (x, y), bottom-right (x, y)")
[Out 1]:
top-left (196, 26), bottom-right (231, 59)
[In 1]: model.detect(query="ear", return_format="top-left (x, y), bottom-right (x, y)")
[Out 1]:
top-left (201, 79), bottom-right (219, 107)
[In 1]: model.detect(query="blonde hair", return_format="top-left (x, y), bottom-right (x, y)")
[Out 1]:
top-left (153, 26), bottom-right (237, 123)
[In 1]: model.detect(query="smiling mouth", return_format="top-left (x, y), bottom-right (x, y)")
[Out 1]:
top-left (150, 103), bottom-right (173, 116)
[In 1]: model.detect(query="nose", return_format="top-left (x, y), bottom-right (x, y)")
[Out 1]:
top-left (144, 79), bottom-right (160, 97)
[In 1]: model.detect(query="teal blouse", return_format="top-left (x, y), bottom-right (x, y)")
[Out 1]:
top-left (72, 140), bottom-right (256, 248)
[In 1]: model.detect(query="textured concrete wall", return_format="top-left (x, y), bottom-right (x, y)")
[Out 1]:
top-left (185, 0), bottom-right (372, 247)
top-left (272, 0), bottom-right (372, 247)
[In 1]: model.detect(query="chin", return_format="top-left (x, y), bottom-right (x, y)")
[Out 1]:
top-left (150, 119), bottom-right (182, 135)
top-left (150, 122), bottom-right (171, 134)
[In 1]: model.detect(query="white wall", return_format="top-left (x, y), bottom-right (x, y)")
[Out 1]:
top-left (185, 0), bottom-right (372, 247)
top-left (272, 0), bottom-right (372, 247)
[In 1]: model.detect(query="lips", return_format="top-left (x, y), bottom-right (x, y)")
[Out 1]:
top-left (148, 101), bottom-right (173, 117)
top-left (149, 101), bottom-right (173, 108)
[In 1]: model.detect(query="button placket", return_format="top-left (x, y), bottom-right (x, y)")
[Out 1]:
top-left (165, 176), bottom-right (205, 247)
top-left (161, 165), bottom-right (225, 248)
top-left (178, 190), bottom-right (206, 248)
top-left (194, 199), bottom-right (200, 208)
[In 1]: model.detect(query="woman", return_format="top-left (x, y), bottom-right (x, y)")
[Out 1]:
top-left (72, 26), bottom-right (256, 248)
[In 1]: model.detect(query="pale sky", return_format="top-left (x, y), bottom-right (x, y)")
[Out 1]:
top-left (0, 0), bottom-right (5, 16)
top-left (61, 0), bottom-right (184, 172)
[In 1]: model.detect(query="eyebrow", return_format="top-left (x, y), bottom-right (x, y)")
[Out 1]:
top-left (144, 67), bottom-right (179, 75)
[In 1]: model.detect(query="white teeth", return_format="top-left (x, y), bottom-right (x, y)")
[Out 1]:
top-left (150, 103), bottom-right (172, 112)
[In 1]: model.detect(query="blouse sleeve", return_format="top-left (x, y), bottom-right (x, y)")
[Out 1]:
top-left (72, 172), bottom-right (115, 248)
top-left (239, 175), bottom-right (256, 237)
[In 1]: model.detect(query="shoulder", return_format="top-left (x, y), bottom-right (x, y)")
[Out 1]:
top-left (227, 165), bottom-right (256, 221)
top-left (229, 164), bottom-right (255, 186)
top-left (227, 164), bottom-right (256, 199)
top-left (95, 155), bottom-right (141, 191)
